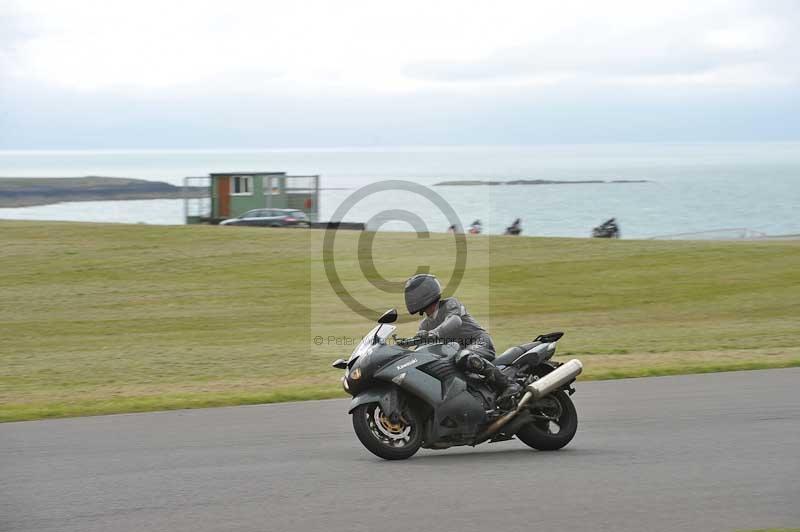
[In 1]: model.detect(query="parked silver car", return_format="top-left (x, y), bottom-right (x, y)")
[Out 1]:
top-left (220, 209), bottom-right (310, 227)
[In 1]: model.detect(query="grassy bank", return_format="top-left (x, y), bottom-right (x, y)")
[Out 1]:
top-left (1, 221), bottom-right (798, 422)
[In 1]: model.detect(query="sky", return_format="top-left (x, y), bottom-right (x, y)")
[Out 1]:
top-left (1, 0), bottom-right (799, 149)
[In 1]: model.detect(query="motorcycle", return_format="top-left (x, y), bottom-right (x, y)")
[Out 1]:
top-left (592, 218), bottom-right (620, 238)
top-left (331, 308), bottom-right (583, 460)
top-left (505, 218), bottom-right (522, 235)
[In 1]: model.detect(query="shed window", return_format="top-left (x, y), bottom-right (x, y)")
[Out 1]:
top-left (287, 176), bottom-right (317, 192)
top-left (231, 176), bottom-right (253, 195)
top-left (264, 176), bottom-right (280, 195)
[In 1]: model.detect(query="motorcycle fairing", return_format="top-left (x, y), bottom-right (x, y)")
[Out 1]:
top-left (348, 384), bottom-right (400, 415)
top-left (374, 345), bottom-right (486, 442)
top-left (375, 350), bottom-right (442, 404)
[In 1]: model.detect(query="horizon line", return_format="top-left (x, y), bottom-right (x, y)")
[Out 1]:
top-left (2, 139), bottom-right (800, 155)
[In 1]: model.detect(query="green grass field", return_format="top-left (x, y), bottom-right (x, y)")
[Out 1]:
top-left (1, 220), bottom-right (799, 422)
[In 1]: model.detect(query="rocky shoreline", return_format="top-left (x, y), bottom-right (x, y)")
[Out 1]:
top-left (0, 176), bottom-right (206, 208)
top-left (434, 179), bottom-right (648, 186)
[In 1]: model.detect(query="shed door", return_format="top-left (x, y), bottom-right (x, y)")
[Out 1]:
top-left (217, 177), bottom-right (231, 217)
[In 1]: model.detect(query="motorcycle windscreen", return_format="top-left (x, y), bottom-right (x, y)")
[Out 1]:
top-left (349, 324), bottom-right (397, 363)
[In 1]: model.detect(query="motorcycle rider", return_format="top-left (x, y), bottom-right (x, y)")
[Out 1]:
top-left (505, 218), bottom-right (522, 235)
top-left (403, 274), bottom-right (522, 404)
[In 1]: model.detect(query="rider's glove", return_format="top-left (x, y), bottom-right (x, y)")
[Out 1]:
top-left (416, 329), bottom-right (438, 341)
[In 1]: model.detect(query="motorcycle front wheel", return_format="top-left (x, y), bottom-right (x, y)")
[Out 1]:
top-left (516, 390), bottom-right (578, 451)
top-left (351, 403), bottom-right (423, 460)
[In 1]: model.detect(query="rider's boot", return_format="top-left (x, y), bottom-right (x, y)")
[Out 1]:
top-left (482, 364), bottom-right (522, 405)
top-left (462, 352), bottom-right (522, 406)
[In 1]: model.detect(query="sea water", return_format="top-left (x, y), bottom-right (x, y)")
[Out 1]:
top-left (1, 143), bottom-right (798, 238)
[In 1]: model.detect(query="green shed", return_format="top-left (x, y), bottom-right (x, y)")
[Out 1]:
top-left (184, 172), bottom-right (320, 224)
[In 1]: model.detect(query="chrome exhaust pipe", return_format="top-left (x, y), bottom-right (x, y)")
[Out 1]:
top-left (473, 358), bottom-right (583, 445)
top-left (527, 359), bottom-right (583, 400)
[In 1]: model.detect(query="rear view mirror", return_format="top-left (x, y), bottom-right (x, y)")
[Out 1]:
top-left (331, 359), bottom-right (348, 369)
top-left (377, 308), bottom-right (398, 324)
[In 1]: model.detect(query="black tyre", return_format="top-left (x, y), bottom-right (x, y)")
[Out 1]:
top-left (351, 403), bottom-right (423, 460)
top-left (516, 391), bottom-right (578, 451)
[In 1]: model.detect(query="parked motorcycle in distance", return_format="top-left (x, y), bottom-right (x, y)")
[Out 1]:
top-left (592, 218), bottom-right (620, 238)
top-left (505, 218), bottom-right (522, 235)
top-left (331, 308), bottom-right (583, 460)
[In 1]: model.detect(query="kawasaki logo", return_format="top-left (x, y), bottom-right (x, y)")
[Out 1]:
top-left (396, 358), bottom-right (418, 370)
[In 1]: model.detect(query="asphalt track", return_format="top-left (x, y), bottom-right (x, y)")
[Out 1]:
top-left (2, 368), bottom-right (799, 532)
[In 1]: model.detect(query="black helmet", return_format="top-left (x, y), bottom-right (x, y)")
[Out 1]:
top-left (404, 274), bottom-right (442, 315)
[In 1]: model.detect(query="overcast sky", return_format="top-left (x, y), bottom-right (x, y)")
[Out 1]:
top-left (1, 0), bottom-right (798, 149)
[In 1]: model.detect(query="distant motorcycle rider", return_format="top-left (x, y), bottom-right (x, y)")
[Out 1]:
top-left (403, 274), bottom-right (522, 404)
top-left (505, 218), bottom-right (522, 236)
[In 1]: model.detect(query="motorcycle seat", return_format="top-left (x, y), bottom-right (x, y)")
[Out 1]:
top-left (494, 341), bottom-right (546, 367)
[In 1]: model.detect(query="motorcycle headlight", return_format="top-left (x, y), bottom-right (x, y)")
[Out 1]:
top-left (349, 368), bottom-right (362, 380)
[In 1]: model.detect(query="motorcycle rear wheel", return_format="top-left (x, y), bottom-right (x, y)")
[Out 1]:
top-left (516, 391), bottom-right (578, 451)
top-left (352, 403), bottom-right (423, 460)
